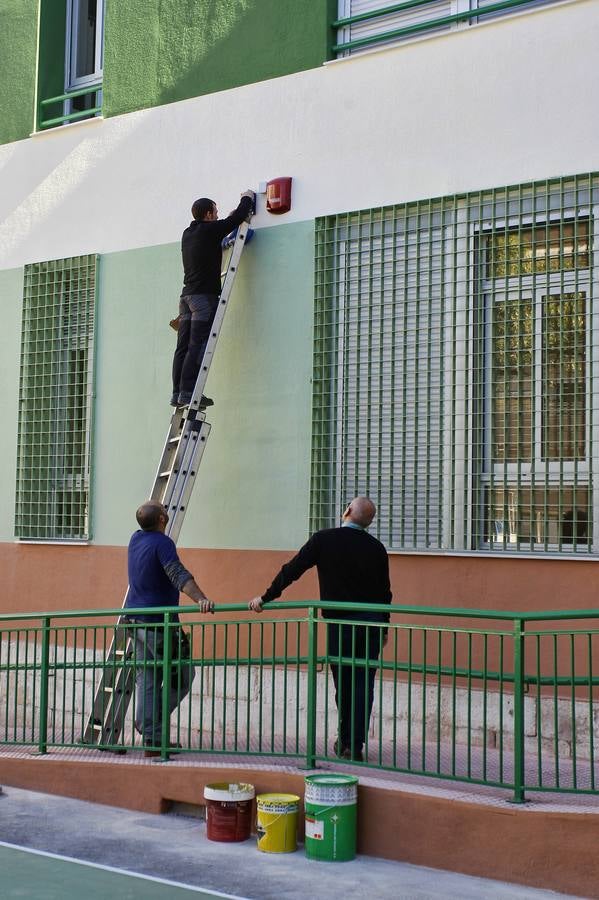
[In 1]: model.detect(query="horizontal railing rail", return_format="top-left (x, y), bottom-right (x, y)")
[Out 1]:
top-left (333, 0), bottom-right (558, 55)
top-left (1, 601), bottom-right (598, 802)
top-left (38, 83), bottom-right (102, 130)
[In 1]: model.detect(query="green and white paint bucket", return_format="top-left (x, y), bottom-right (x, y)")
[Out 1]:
top-left (304, 774), bottom-right (358, 862)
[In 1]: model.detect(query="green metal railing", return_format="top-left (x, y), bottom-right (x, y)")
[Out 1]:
top-left (1, 602), bottom-right (598, 803)
top-left (333, 0), bottom-right (561, 55)
top-left (38, 84), bottom-right (102, 130)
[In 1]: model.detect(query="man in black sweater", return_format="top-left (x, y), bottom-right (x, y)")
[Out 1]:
top-left (249, 496), bottom-right (392, 761)
top-left (171, 190), bottom-right (255, 407)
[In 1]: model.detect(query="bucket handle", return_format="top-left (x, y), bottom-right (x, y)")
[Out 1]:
top-left (257, 806), bottom-right (297, 828)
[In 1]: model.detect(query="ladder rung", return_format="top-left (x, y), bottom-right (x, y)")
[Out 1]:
top-left (159, 470), bottom-right (173, 479)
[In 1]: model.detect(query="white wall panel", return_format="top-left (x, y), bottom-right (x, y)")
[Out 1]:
top-left (0, 0), bottom-right (596, 269)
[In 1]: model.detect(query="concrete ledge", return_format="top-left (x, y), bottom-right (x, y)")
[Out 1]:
top-left (0, 748), bottom-right (598, 896)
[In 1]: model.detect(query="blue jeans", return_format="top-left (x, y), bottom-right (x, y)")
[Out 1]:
top-left (132, 624), bottom-right (195, 746)
top-left (172, 293), bottom-right (219, 396)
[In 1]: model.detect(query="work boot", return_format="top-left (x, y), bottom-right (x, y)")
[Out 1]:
top-left (333, 739), bottom-right (363, 762)
top-left (170, 392), bottom-right (179, 407)
top-left (199, 395), bottom-right (214, 410)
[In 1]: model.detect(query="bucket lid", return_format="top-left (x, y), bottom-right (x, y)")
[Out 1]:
top-left (204, 782), bottom-right (255, 802)
top-left (304, 774), bottom-right (358, 787)
top-left (256, 793), bottom-right (300, 804)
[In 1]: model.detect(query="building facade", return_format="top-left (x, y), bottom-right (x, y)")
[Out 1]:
top-left (1, 0), bottom-right (598, 616)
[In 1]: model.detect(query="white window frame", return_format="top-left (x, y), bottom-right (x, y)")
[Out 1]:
top-left (477, 208), bottom-right (596, 552)
top-left (65, 0), bottom-right (104, 91)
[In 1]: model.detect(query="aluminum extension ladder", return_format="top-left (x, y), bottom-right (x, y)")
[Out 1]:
top-left (81, 207), bottom-right (254, 748)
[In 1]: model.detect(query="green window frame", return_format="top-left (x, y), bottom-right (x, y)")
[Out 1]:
top-left (15, 255), bottom-right (97, 542)
top-left (312, 173), bottom-right (598, 555)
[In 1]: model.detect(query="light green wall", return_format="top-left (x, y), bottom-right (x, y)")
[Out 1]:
top-left (0, 0), bottom-right (39, 145)
top-left (93, 220), bottom-right (315, 549)
top-left (103, 0), bottom-right (335, 119)
top-left (0, 268), bottom-right (24, 540)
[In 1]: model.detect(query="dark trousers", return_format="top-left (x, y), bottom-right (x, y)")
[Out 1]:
top-left (327, 622), bottom-right (382, 752)
top-left (172, 293), bottom-right (219, 396)
top-left (131, 624), bottom-right (195, 746)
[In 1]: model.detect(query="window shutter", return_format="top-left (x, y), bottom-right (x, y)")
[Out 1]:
top-left (338, 1), bottom-right (453, 55)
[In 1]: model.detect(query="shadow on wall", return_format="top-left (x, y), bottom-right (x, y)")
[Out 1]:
top-left (104, 0), bottom-right (330, 117)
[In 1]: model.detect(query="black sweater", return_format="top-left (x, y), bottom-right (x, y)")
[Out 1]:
top-left (262, 526), bottom-right (392, 622)
top-left (181, 196), bottom-right (253, 296)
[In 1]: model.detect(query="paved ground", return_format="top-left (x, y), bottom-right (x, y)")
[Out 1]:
top-left (0, 786), bottom-right (584, 899)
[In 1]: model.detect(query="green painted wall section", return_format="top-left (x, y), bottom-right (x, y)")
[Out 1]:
top-left (93, 219), bottom-right (315, 550)
top-left (1, 0), bottom-right (336, 143)
top-left (0, 0), bottom-right (38, 145)
top-left (103, 0), bottom-right (336, 119)
top-left (0, 268), bottom-right (24, 540)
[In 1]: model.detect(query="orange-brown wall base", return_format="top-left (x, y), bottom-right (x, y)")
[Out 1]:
top-left (0, 754), bottom-right (597, 897)
top-left (1, 542), bottom-right (598, 616)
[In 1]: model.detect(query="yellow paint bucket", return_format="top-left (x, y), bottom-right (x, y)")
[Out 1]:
top-left (256, 793), bottom-right (300, 853)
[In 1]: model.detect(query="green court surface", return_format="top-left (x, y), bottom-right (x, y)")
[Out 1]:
top-left (0, 843), bottom-right (246, 900)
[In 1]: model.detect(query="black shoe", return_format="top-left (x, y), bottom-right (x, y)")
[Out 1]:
top-left (177, 391), bottom-right (192, 406)
top-left (333, 739), bottom-right (363, 762)
top-left (170, 392), bottom-right (179, 407)
top-left (199, 394), bottom-right (214, 410)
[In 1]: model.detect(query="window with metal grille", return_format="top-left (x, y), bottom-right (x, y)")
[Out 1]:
top-left (15, 256), bottom-right (97, 541)
top-left (334, 0), bottom-right (565, 57)
top-left (312, 174), bottom-right (598, 554)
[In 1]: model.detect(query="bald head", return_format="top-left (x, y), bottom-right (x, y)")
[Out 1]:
top-left (136, 500), bottom-right (168, 531)
top-left (343, 496), bottom-right (376, 528)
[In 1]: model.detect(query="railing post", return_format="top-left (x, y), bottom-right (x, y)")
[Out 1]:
top-left (38, 617), bottom-right (51, 755)
top-left (160, 611), bottom-right (173, 760)
top-left (305, 606), bottom-right (318, 769)
top-left (511, 617), bottom-right (526, 803)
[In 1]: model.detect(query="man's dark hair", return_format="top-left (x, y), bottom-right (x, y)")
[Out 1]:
top-left (136, 502), bottom-right (164, 531)
top-left (191, 198), bottom-right (216, 221)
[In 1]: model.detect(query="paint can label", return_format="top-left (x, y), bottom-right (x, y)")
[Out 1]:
top-left (305, 816), bottom-right (324, 840)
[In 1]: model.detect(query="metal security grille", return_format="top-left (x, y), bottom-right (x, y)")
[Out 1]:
top-left (312, 174), bottom-right (599, 554)
top-left (334, 0), bottom-right (565, 56)
top-left (15, 256), bottom-right (97, 541)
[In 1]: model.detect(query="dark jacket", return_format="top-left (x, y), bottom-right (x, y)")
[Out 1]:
top-left (261, 526), bottom-right (392, 622)
top-left (181, 195), bottom-right (253, 296)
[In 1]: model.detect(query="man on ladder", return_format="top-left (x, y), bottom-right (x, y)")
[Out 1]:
top-left (171, 189), bottom-right (255, 407)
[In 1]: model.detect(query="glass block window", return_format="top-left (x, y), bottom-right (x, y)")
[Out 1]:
top-left (312, 174), bottom-right (599, 554)
top-left (334, 1), bottom-right (565, 57)
top-left (15, 256), bottom-right (97, 541)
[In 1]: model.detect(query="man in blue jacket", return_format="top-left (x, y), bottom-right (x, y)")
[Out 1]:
top-left (125, 500), bottom-right (214, 757)
top-left (171, 189), bottom-right (255, 407)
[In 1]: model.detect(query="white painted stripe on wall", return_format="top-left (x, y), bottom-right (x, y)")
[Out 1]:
top-left (0, 0), bottom-right (597, 269)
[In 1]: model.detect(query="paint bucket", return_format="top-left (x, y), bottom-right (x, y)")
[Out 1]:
top-left (256, 793), bottom-right (300, 853)
top-left (304, 774), bottom-right (358, 862)
top-left (204, 782), bottom-right (254, 842)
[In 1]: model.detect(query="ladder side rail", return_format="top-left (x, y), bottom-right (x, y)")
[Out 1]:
top-left (164, 420), bottom-right (212, 543)
top-left (185, 219), bottom-right (251, 410)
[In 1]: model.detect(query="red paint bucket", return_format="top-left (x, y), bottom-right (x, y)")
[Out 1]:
top-left (204, 782), bottom-right (255, 842)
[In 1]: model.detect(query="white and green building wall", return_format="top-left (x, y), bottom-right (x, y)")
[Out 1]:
top-left (1, 0), bottom-right (599, 617)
